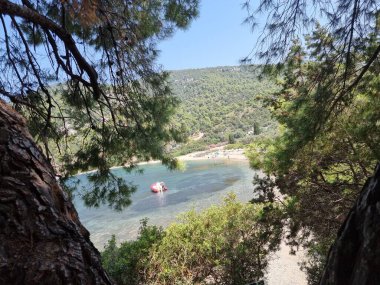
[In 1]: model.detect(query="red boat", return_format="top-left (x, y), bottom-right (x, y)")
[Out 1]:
top-left (150, 182), bottom-right (168, 193)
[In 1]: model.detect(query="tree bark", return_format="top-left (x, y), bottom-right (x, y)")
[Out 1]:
top-left (321, 164), bottom-right (380, 285)
top-left (0, 100), bottom-right (113, 284)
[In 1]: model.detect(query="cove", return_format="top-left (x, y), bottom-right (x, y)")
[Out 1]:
top-left (73, 159), bottom-right (255, 249)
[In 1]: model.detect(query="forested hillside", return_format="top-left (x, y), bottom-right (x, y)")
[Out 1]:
top-left (169, 66), bottom-right (278, 154)
top-left (44, 66), bottom-right (277, 169)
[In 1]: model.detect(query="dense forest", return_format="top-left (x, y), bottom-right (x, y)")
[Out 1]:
top-left (169, 66), bottom-right (278, 155)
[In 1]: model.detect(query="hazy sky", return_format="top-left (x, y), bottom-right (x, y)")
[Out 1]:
top-left (158, 0), bottom-right (259, 70)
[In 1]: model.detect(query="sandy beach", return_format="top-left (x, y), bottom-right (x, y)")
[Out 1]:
top-left (266, 242), bottom-right (307, 285)
top-left (177, 146), bottom-right (247, 161)
top-left (131, 146), bottom-right (247, 169)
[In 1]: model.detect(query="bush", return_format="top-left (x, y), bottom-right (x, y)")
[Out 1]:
top-left (145, 194), bottom-right (283, 285)
top-left (225, 142), bottom-right (245, 150)
top-left (102, 219), bottom-right (164, 285)
top-left (102, 194), bottom-right (283, 285)
top-left (228, 133), bottom-right (236, 144)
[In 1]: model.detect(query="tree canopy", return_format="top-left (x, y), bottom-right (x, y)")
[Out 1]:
top-left (244, 1), bottom-right (380, 283)
top-left (0, 0), bottom-right (199, 209)
top-left (244, 0), bottom-right (379, 139)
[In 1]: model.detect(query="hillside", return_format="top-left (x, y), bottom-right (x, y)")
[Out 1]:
top-left (44, 66), bottom-right (278, 165)
top-left (169, 66), bottom-right (278, 155)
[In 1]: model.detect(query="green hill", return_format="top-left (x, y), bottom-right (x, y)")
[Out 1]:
top-left (169, 66), bottom-right (278, 155)
top-left (44, 66), bottom-right (278, 165)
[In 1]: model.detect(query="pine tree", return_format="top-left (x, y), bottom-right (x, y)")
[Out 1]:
top-left (0, 0), bottom-right (199, 283)
top-left (243, 1), bottom-right (380, 283)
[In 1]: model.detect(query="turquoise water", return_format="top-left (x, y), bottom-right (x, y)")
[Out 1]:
top-left (73, 159), bottom-right (255, 249)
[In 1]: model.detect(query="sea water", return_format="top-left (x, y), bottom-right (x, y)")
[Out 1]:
top-left (73, 159), bottom-right (256, 249)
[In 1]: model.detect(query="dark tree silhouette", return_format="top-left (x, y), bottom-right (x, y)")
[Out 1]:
top-left (321, 164), bottom-right (380, 285)
top-left (0, 100), bottom-right (112, 284)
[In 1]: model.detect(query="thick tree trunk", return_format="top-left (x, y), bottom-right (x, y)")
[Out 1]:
top-left (321, 164), bottom-right (380, 285)
top-left (0, 100), bottom-right (113, 284)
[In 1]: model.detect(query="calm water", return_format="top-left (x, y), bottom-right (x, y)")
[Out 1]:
top-left (73, 159), bottom-right (256, 249)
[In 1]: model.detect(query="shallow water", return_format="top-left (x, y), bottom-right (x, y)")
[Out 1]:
top-left (73, 159), bottom-right (256, 249)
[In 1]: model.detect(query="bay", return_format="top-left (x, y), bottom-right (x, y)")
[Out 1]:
top-left (73, 159), bottom-right (255, 249)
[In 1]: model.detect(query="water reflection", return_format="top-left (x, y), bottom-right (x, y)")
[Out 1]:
top-left (156, 191), bottom-right (167, 207)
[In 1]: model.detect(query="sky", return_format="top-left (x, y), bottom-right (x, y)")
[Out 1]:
top-left (157, 0), bottom-right (258, 71)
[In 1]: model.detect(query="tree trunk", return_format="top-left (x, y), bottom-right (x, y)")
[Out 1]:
top-left (0, 100), bottom-right (113, 284)
top-left (321, 164), bottom-right (380, 285)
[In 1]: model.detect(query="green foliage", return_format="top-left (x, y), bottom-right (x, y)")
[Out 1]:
top-left (245, 26), bottom-right (380, 283)
top-left (299, 237), bottom-right (333, 285)
top-left (102, 219), bottom-right (164, 285)
top-left (82, 171), bottom-right (137, 211)
top-left (170, 139), bottom-right (209, 157)
top-left (228, 133), bottom-right (235, 144)
top-left (102, 194), bottom-right (284, 285)
top-left (145, 194), bottom-right (283, 285)
top-left (1, 0), bottom-right (200, 211)
top-left (169, 66), bottom-right (278, 155)
top-left (224, 142), bottom-right (245, 150)
top-left (253, 122), bottom-right (261, 135)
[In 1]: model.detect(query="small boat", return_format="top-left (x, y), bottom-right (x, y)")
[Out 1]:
top-left (150, 181), bottom-right (168, 193)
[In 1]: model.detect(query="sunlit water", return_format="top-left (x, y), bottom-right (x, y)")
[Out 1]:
top-left (73, 159), bottom-right (256, 249)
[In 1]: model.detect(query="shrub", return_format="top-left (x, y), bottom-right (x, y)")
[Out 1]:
top-left (102, 219), bottom-right (164, 285)
top-left (102, 194), bottom-right (283, 285)
top-left (145, 194), bottom-right (283, 285)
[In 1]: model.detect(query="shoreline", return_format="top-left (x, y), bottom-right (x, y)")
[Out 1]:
top-left (78, 146), bottom-right (247, 175)
top-left (177, 146), bottom-right (247, 161)
top-left (133, 146), bottom-right (247, 168)
top-left (138, 146), bottom-right (247, 166)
